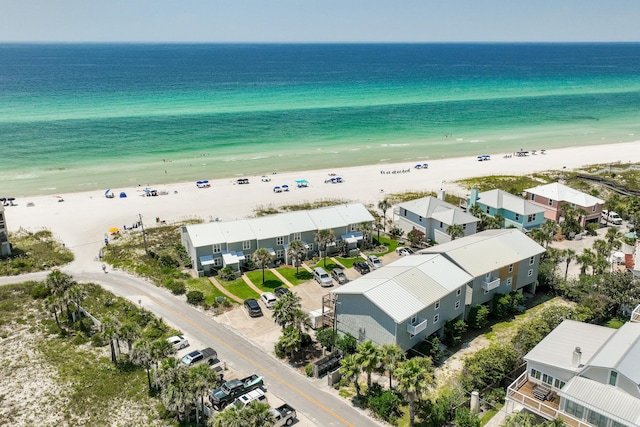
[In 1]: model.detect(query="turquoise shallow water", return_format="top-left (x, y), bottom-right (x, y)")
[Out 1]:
top-left (1, 43), bottom-right (640, 196)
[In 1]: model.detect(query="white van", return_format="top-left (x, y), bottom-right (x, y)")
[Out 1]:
top-left (313, 267), bottom-right (333, 287)
top-left (602, 210), bottom-right (623, 225)
top-left (233, 388), bottom-right (267, 409)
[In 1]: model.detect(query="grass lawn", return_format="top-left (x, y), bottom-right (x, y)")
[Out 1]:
top-left (186, 277), bottom-right (231, 305)
top-left (277, 267), bottom-right (312, 286)
top-left (218, 277), bottom-right (260, 300)
top-left (1, 229), bottom-right (74, 275)
top-left (311, 259), bottom-right (346, 270)
top-left (333, 257), bottom-right (364, 268)
top-left (245, 269), bottom-right (284, 292)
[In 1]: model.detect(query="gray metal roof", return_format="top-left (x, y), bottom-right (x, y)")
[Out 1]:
top-left (587, 321), bottom-right (640, 385)
top-left (399, 196), bottom-right (479, 225)
top-left (184, 203), bottom-right (373, 248)
top-left (476, 189), bottom-right (547, 215)
top-left (524, 320), bottom-right (615, 373)
top-left (332, 254), bottom-right (472, 323)
top-left (525, 182), bottom-right (604, 206)
top-left (420, 229), bottom-right (545, 277)
top-left (559, 376), bottom-right (640, 426)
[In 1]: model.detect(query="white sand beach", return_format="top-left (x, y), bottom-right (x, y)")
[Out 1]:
top-left (5, 141), bottom-right (640, 272)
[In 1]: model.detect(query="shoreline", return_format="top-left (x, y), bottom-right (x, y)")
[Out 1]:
top-left (5, 140), bottom-right (640, 273)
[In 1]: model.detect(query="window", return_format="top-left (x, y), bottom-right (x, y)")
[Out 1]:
top-left (527, 214), bottom-right (536, 222)
top-left (213, 244), bottom-right (221, 253)
top-left (276, 236), bottom-right (284, 245)
top-left (508, 263), bottom-right (514, 273)
top-left (587, 410), bottom-right (608, 427)
top-left (554, 378), bottom-right (565, 389)
top-left (307, 243), bottom-right (313, 251)
top-left (592, 205), bottom-right (597, 212)
top-left (462, 223), bottom-right (466, 230)
top-left (609, 370), bottom-right (618, 386)
top-left (515, 213), bottom-right (520, 221)
top-left (242, 240), bottom-right (251, 250)
top-left (528, 269), bottom-right (533, 277)
top-left (542, 373), bottom-right (553, 385)
top-left (402, 209), bottom-right (407, 216)
top-left (455, 300), bottom-right (461, 310)
top-left (439, 221), bottom-right (443, 228)
top-left (433, 314), bottom-right (439, 324)
top-left (350, 224), bottom-right (357, 231)
top-left (506, 277), bottom-right (513, 287)
top-left (276, 249), bottom-right (283, 259)
top-left (529, 256), bottom-right (535, 265)
top-left (530, 368), bottom-right (541, 380)
top-left (484, 287), bottom-right (489, 295)
top-left (410, 315), bottom-right (417, 324)
top-left (434, 300), bottom-right (440, 310)
top-left (456, 288), bottom-right (462, 296)
top-left (419, 216), bottom-right (423, 222)
top-left (213, 258), bottom-right (222, 267)
top-left (548, 198), bottom-right (554, 206)
top-left (486, 206), bottom-right (490, 214)
top-left (530, 194), bottom-right (535, 201)
top-left (565, 400), bottom-right (584, 419)
top-left (293, 232), bottom-right (301, 241)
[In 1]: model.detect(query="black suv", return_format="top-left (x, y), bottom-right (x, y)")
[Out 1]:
top-left (353, 261), bottom-right (370, 275)
top-left (274, 287), bottom-right (290, 298)
top-left (331, 268), bottom-right (349, 284)
top-left (243, 298), bottom-right (263, 317)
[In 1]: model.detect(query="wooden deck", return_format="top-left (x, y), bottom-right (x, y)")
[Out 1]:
top-left (507, 373), bottom-right (591, 427)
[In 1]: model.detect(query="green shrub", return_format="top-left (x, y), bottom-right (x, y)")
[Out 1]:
top-left (336, 333), bottom-right (357, 355)
top-left (166, 280), bottom-right (186, 295)
top-left (366, 384), bottom-right (402, 423)
top-left (219, 266), bottom-right (236, 281)
top-left (468, 304), bottom-right (490, 329)
top-left (91, 332), bottom-right (107, 347)
top-left (443, 319), bottom-right (467, 347)
top-left (305, 364), bottom-right (314, 377)
top-left (30, 283), bottom-right (51, 299)
top-left (186, 290), bottom-right (204, 305)
top-left (274, 342), bottom-right (285, 359)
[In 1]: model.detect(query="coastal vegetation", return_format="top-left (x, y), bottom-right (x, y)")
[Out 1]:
top-left (0, 229), bottom-right (73, 275)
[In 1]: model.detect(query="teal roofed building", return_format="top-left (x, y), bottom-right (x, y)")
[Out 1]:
top-left (467, 188), bottom-right (547, 231)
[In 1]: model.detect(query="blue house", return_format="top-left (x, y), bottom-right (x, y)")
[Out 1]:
top-left (468, 189), bottom-right (546, 231)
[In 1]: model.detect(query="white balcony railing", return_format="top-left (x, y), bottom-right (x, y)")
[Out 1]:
top-left (481, 277), bottom-right (501, 291)
top-left (407, 318), bottom-right (427, 335)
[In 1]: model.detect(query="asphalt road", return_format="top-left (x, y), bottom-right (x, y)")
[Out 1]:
top-left (1, 270), bottom-right (381, 427)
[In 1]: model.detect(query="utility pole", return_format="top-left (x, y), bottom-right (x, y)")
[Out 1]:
top-left (139, 213), bottom-right (149, 255)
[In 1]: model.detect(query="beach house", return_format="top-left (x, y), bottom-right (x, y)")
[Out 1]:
top-left (467, 188), bottom-right (547, 231)
top-left (0, 205), bottom-right (11, 257)
top-left (395, 194), bottom-right (479, 244)
top-left (524, 183), bottom-right (604, 227)
top-left (506, 311), bottom-right (640, 427)
top-left (180, 204), bottom-right (374, 276)
top-left (330, 229), bottom-right (544, 351)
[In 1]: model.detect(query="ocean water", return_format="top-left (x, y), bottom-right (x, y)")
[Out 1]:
top-left (1, 43), bottom-right (640, 196)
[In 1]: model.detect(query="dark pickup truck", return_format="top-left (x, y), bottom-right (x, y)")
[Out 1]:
top-left (209, 374), bottom-right (264, 409)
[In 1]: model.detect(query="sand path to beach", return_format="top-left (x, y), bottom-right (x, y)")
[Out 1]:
top-left (5, 141), bottom-right (640, 273)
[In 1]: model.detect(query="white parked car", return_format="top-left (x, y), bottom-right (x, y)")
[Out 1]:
top-left (167, 335), bottom-right (190, 350)
top-left (260, 292), bottom-right (277, 309)
top-left (395, 247), bottom-right (415, 256)
top-left (367, 254), bottom-right (383, 269)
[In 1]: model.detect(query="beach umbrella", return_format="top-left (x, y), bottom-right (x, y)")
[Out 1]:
top-left (0, 198), bottom-right (5, 202)
top-left (105, 189), bottom-right (111, 195)
top-left (196, 181), bottom-right (203, 185)
top-left (203, 180), bottom-right (209, 184)
top-left (108, 227), bottom-right (119, 233)
top-left (7, 197), bottom-right (15, 201)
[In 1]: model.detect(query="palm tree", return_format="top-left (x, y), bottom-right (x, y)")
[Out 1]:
top-left (272, 291), bottom-right (304, 329)
top-left (119, 321), bottom-right (141, 353)
top-left (46, 270), bottom-right (75, 319)
top-left (605, 227), bottom-right (623, 254)
top-left (151, 338), bottom-right (176, 389)
top-left (66, 284), bottom-right (88, 326)
top-left (314, 229), bottom-right (336, 267)
top-left (278, 326), bottom-right (302, 360)
top-left (564, 248), bottom-right (576, 281)
top-left (394, 357), bottom-right (435, 427)
top-left (189, 364), bottom-right (221, 426)
top-left (102, 316), bottom-right (122, 363)
top-left (286, 240), bottom-right (306, 274)
top-left (528, 229), bottom-right (549, 248)
top-left (244, 401), bottom-right (276, 426)
top-left (541, 220), bottom-right (559, 247)
top-left (44, 295), bottom-right (62, 330)
top-left (339, 354), bottom-right (362, 396)
top-left (380, 344), bottom-right (405, 389)
top-left (577, 248), bottom-right (595, 275)
top-left (446, 224), bottom-right (465, 240)
top-left (252, 247), bottom-right (274, 285)
top-left (356, 222), bottom-right (373, 249)
top-left (468, 204), bottom-right (484, 221)
top-left (593, 239), bottom-right (609, 258)
top-left (158, 357), bottom-right (192, 421)
top-left (130, 338), bottom-right (154, 392)
top-left (356, 341), bottom-right (381, 389)
top-left (378, 199), bottom-right (392, 232)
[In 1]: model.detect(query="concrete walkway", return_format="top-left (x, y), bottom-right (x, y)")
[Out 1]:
top-left (330, 257), bottom-right (346, 268)
top-left (241, 273), bottom-right (266, 296)
top-left (207, 276), bottom-right (243, 303)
